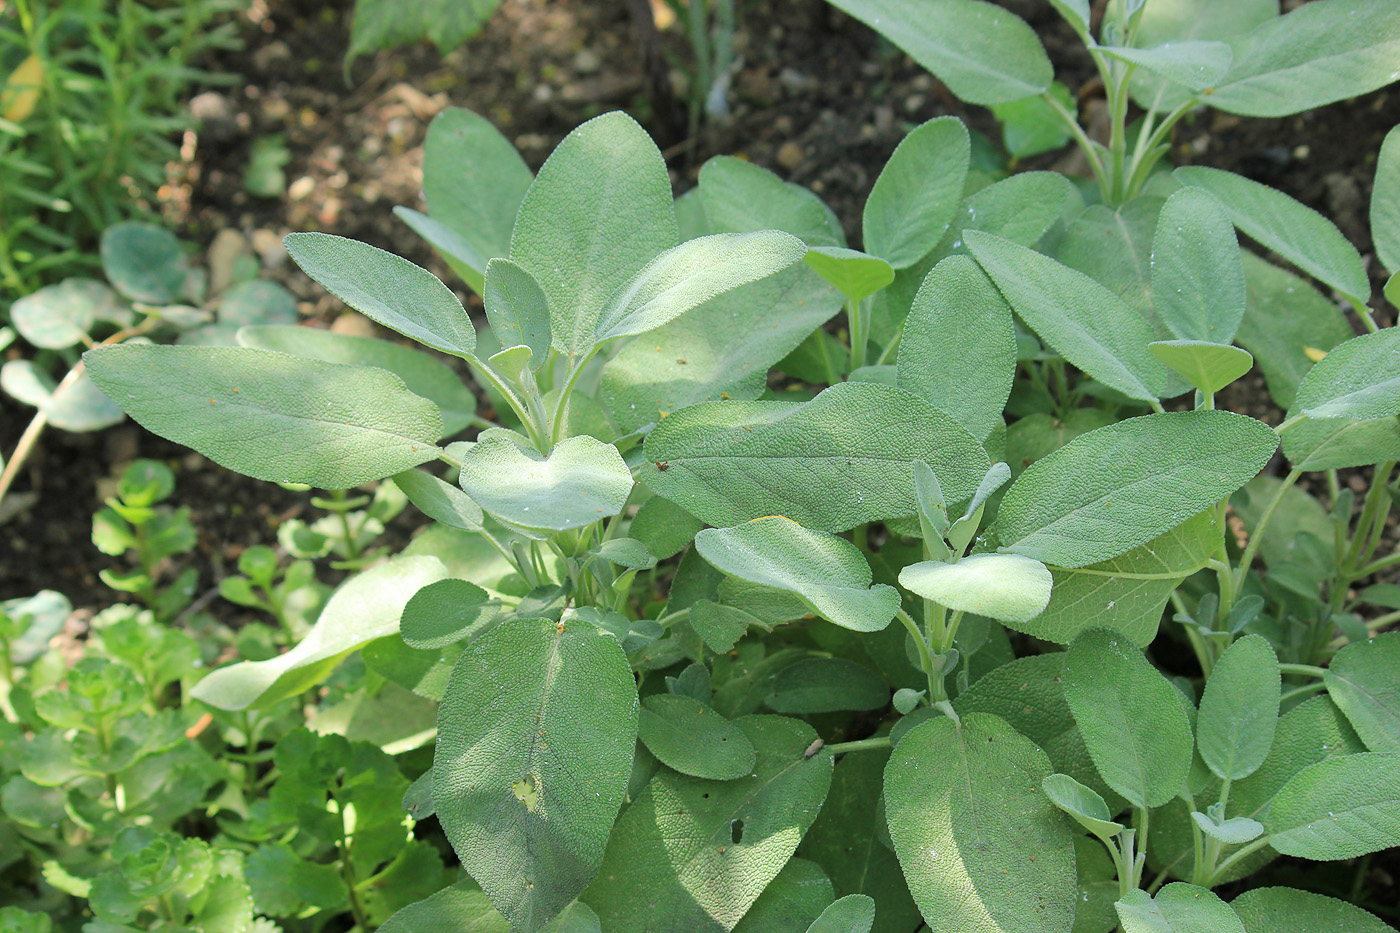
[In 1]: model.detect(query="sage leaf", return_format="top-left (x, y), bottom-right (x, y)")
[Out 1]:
top-left (732, 859), bottom-right (834, 933)
top-left (1294, 329), bottom-right (1400, 421)
top-left (393, 469), bottom-right (485, 532)
top-left (627, 496), bottom-right (706, 562)
top-left (483, 258), bottom-right (552, 367)
top-left (84, 345), bottom-right (443, 488)
top-left (884, 712), bottom-right (1076, 933)
top-left (1064, 628), bottom-right (1194, 809)
top-left (767, 658), bottom-right (889, 714)
top-left (1266, 752), bottom-right (1400, 860)
top-left (1233, 886), bottom-right (1397, 933)
top-left (101, 222), bottom-right (185, 304)
top-left (1149, 341), bottom-right (1254, 396)
top-left (643, 382), bottom-right (991, 532)
top-left (400, 578), bottom-right (497, 650)
top-left (11, 279), bottom-right (120, 349)
top-left (1191, 812), bottom-right (1264, 845)
top-left (1097, 39), bottom-right (1233, 91)
top-left (997, 411), bottom-right (1277, 568)
top-left (540, 902), bottom-right (602, 933)
top-left (1056, 197), bottom-right (1161, 326)
top-left (581, 716), bottom-right (833, 933)
top-left (1151, 187), bottom-right (1246, 344)
top-left (694, 518), bottom-right (900, 633)
top-left (595, 231), bottom-right (808, 343)
top-left (801, 247), bottom-right (894, 304)
top-left (863, 116), bottom-right (970, 269)
top-left (379, 880), bottom-right (509, 933)
top-left (966, 230), bottom-right (1180, 401)
top-left (510, 111), bottom-right (677, 359)
top-left (434, 619), bottom-right (637, 932)
top-left (823, 0), bottom-right (1052, 105)
top-left (284, 233), bottom-right (477, 358)
top-left (899, 553), bottom-right (1052, 624)
top-left (638, 694), bottom-right (756, 780)
top-left (191, 555), bottom-right (448, 710)
top-left (1116, 884), bottom-right (1244, 933)
top-left (1281, 411), bottom-right (1400, 471)
top-left (1041, 773), bottom-right (1123, 838)
top-left (1197, 635), bottom-right (1280, 780)
top-left (1174, 166), bottom-right (1369, 305)
top-left (457, 434), bottom-right (633, 534)
top-left (1373, 124), bottom-right (1400, 274)
top-left (697, 156), bottom-right (846, 247)
top-left (896, 255), bottom-right (1016, 441)
top-left (1323, 632), bottom-right (1400, 753)
top-left (804, 895), bottom-right (875, 933)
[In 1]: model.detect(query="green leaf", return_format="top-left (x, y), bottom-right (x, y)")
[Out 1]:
top-left (644, 382), bottom-right (991, 532)
top-left (1098, 39), bottom-right (1233, 91)
top-left (101, 222), bottom-right (185, 303)
top-left (824, 0), bottom-right (1052, 104)
top-left (393, 469), bottom-right (485, 531)
top-left (1232, 886), bottom-right (1396, 933)
top-left (767, 658), bottom-right (888, 714)
top-left (435, 619), bottom-right (637, 932)
top-left (1055, 197), bottom-right (1161, 326)
top-left (998, 411), bottom-right (1275, 568)
top-left (694, 518), bottom-right (900, 633)
top-left (1149, 341), bottom-right (1254, 396)
top-left (863, 117), bottom-right (970, 268)
top-left (379, 881), bottom-right (511, 933)
top-left (732, 859), bottom-right (834, 933)
top-left (511, 112), bottom-right (677, 359)
top-left (1151, 188), bottom-right (1246, 344)
top-left (596, 232), bottom-right (808, 343)
top-left (581, 716), bottom-right (833, 933)
top-left (1041, 773), bottom-right (1123, 838)
top-left (801, 248), bottom-right (894, 304)
top-left (965, 230), bottom-right (1179, 401)
top-left (1294, 329), bottom-right (1400, 421)
top-left (401, 579), bottom-right (496, 650)
top-left (638, 694), bottom-right (756, 780)
top-left (601, 264), bottom-right (843, 435)
top-left (4, 361), bottom-right (127, 432)
top-left (1266, 752), bottom-right (1400, 859)
top-left (539, 902), bottom-right (602, 933)
top-left (1116, 884), bottom-right (1245, 933)
top-left (885, 712), bottom-right (1076, 933)
top-left (1064, 628), bottom-right (1194, 808)
top-left (349, 0), bottom-right (500, 63)
top-left (896, 255), bottom-right (1016, 441)
top-left (989, 83), bottom-right (1075, 160)
top-left (697, 156), bottom-right (845, 247)
top-left (1174, 166), bottom-right (1369, 305)
top-left (1324, 632), bottom-right (1400, 753)
top-left (1372, 124), bottom-right (1400, 275)
top-left (190, 555), bottom-right (447, 709)
top-left (482, 259), bottom-right (552, 368)
top-left (628, 496), bottom-right (706, 561)
top-left (1190, 812), bottom-right (1264, 844)
top-left (456, 434), bottom-right (633, 534)
top-left (804, 895), bottom-right (875, 933)
top-left (284, 233), bottom-right (477, 358)
top-left (11, 279), bottom-right (120, 349)
top-left (899, 553), bottom-right (1052, 624)
top-left (84, 344), bottom-right (442, 488)
top-left (1198, 635), bottom-right (1279, 780)
top-left (1281, 410), bottom-right (1400, 471)
top-left (238, 324), bottom-right (476, 438)
top-left (1205, 0), bottom-right (1400, 118)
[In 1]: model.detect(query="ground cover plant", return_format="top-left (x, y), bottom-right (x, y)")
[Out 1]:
top-left (4, 0), bottom-right (1400, 930)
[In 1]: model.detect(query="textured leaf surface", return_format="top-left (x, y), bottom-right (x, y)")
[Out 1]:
top-left (1323, 633), bottom-right (1400, 753)
top-left (1064, 629), bottom-right (1194, 809)
top-left (767, 658), bottom-right (888, 714)
top-left (1151, 188), bottom-right (1245, 344)
top-left (285, 233), bottom-right (477, 357)
top-left (885, 712), bottom-right (1075, 933)
top-left (1197, 635), bottom-right (1279, 780)
top-left (400, 578), bottom-right (496, 650)
top-left (697, 156), bottom-right (845, 247)
top-left (1098, 39), bottom-right (1233, 91)
top-left (11, 279), bottom-right (120, 349)
top-left (1295, 329), bottom-right (1400, 421)
top-left (824, 0), bottom-right (1052, 104)
top-left (482, 259), bottom-right (552, 366)
top-left (1266, 753), bottom-right (1400, 860)
top-left (510, 112), bottom-right (677, 359)
top-left (1055, 197), bottom-right (1161, 326)
top-left (804, 895), bottom-right (875, 933)
top-left (1174, 166), bottom-right (1369, 304)
top-left (863, 117), bottom-right (970, 268)
top-left (1148, 342), bottom-right (1254, 396)
top-left (581, 716), bottom-right (832, 933)
top-left (393, 469), bottom-right (485, 531)
top-left (1281, 412), bottom-right (1400, 471)
top-left (1041, 774), bottom-right (1121, 837)
top-left (84, 345), bottom-right (442, 488)
top-left (1116, 884), bottom-right (1244, 933)
top-left (997, 411), bottom-right (1276, 568)
top-left (643, 382), bottom-right (990, 532)
top-left (101, 222), bottom-right (185, 303)
top-left (434, 619), bottom-right (638, 932)
top-left (899, 553), bottom-right (1052, 624)
top-left (191, 556), bottom-right (447, 709)
top-left (801, 248), bottom-right (893, 304)
top-left (457, 434), bottom-right (633, 533)
top-left (638, 694), bottom-right (756, 780)
top-left (379, 880), bottom-right (510, 933)
top-left (1232, 887), bottom-right (1395, 933)
top-left (1374, 125), bottom-right (1400, 274)
top-left (730, 858), bottom-right (833, 933)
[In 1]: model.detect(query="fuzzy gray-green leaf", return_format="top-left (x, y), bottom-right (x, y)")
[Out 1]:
top-left (1232, 887), bottom-right (1396, 933)
top-left (863, 117), bottom-right (970, 269)
top-left (1323, 632), bottom-right (1400, 753)
top-left (457, 434), bottom-right (633, 534)
top-left (1295, 329), bottom-right (1400, 421)
top-left (1151, 188), bottom-right (1245, 344)
top-left (638, 694), bottom-right (756, 780)
top-left (1266, 752), bottom-right (1400, 860)
top-left (1116, 884), bottom-right (1244, 933)
top-left (1197, 635), bottom-right (1279, 780)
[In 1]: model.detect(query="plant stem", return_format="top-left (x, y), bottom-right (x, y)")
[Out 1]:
top-left (1043, 91), bottom-right (1109, 199)
top-left (0, 359), bottom-right (88, 506)
top-left (1280, 680), bottom-right (1328, 705)
top-left (1278, 663), bottom-right (1328, 679)
top-left (896, 608), bottom-right (939, 703)
top-left (551, 347), bottom-right (600, 446)
top-left (1232, 468), bottom-right (1303, 593)
top-left (824, 736), bottom-right (892, 755)
top-left (1206, 835), bottom-right (1273, 886)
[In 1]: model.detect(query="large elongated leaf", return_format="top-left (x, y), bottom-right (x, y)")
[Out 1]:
top-left (885, 712), bottom-right (1076, 933)
top-left (285, 233), bottom-right (477, 358)
top-left (1055, 197), bottom-right (1161, 326)
top-left (1324, 633), bottom-right (1400, 753)
top-left (863, 117), bottom-right (970, 269)
top-left (1151, 188), bottom-right (1246, 344)
top-left (694, 519), bottom-right (899, 633)
top-left (966, 231), bottom-right (1180, 401)
top-left (191, 556), bottom-right (447, 709)
top-left (1266, 753), bottom-right (1400, 859)
top-left (581, 716), bottom-right (833, 933)
top-left (1294, 329), bottom-right (1400, 421)
top-left (638, 694), bottom-right (756, 780)
top-left (1281, 412), bottom-right (1400, 471)
top-left (1099, 39), bottom-right (1233, 91)
top-left (379, 881), bottom-right (510, 933)
top-left (434, 619), bottom-right (638, 932)
top-left (511, 112), bottom-right (677, 359)
top-left (824, 0), bottom-right (1052, 104)
top-left (1197, 635), bottom-right (1279, 780)
top-left (1206, 0), bottom-right (1400, 118)
top-left (84, 345), bottom-right (442, 488)
top-left (696, 156), bottom-right (845, 247)
top-left (1233, 887), bottom-right (1396, 933)
top-left (457, 434), bottom-right (632, 534)
top-left (896, 255), bottom-right (1015, 441)
top-left (996, 411), bottom-right (1275, 568)
top-left (482, 259), bottom-right (552, 367)
top-left (731, 858), bottom-right (834, 933)
top-left (643, 382), bottom-right (991, 532)
top-left (805, 895), bottom-right (875, 933)
top-left (1173, 166), bottom-right (1369, 305)
top-left (1064, 629), bottom-right (1194, 809)
top-left (1373, 125), bottom-right (1400, 275)
top-left (1116, 884), bottom-right (1244, 933)
top-left (600, 265), bottom-right (842, 435)
top-left (594, 232), bottom-right (807, 343)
